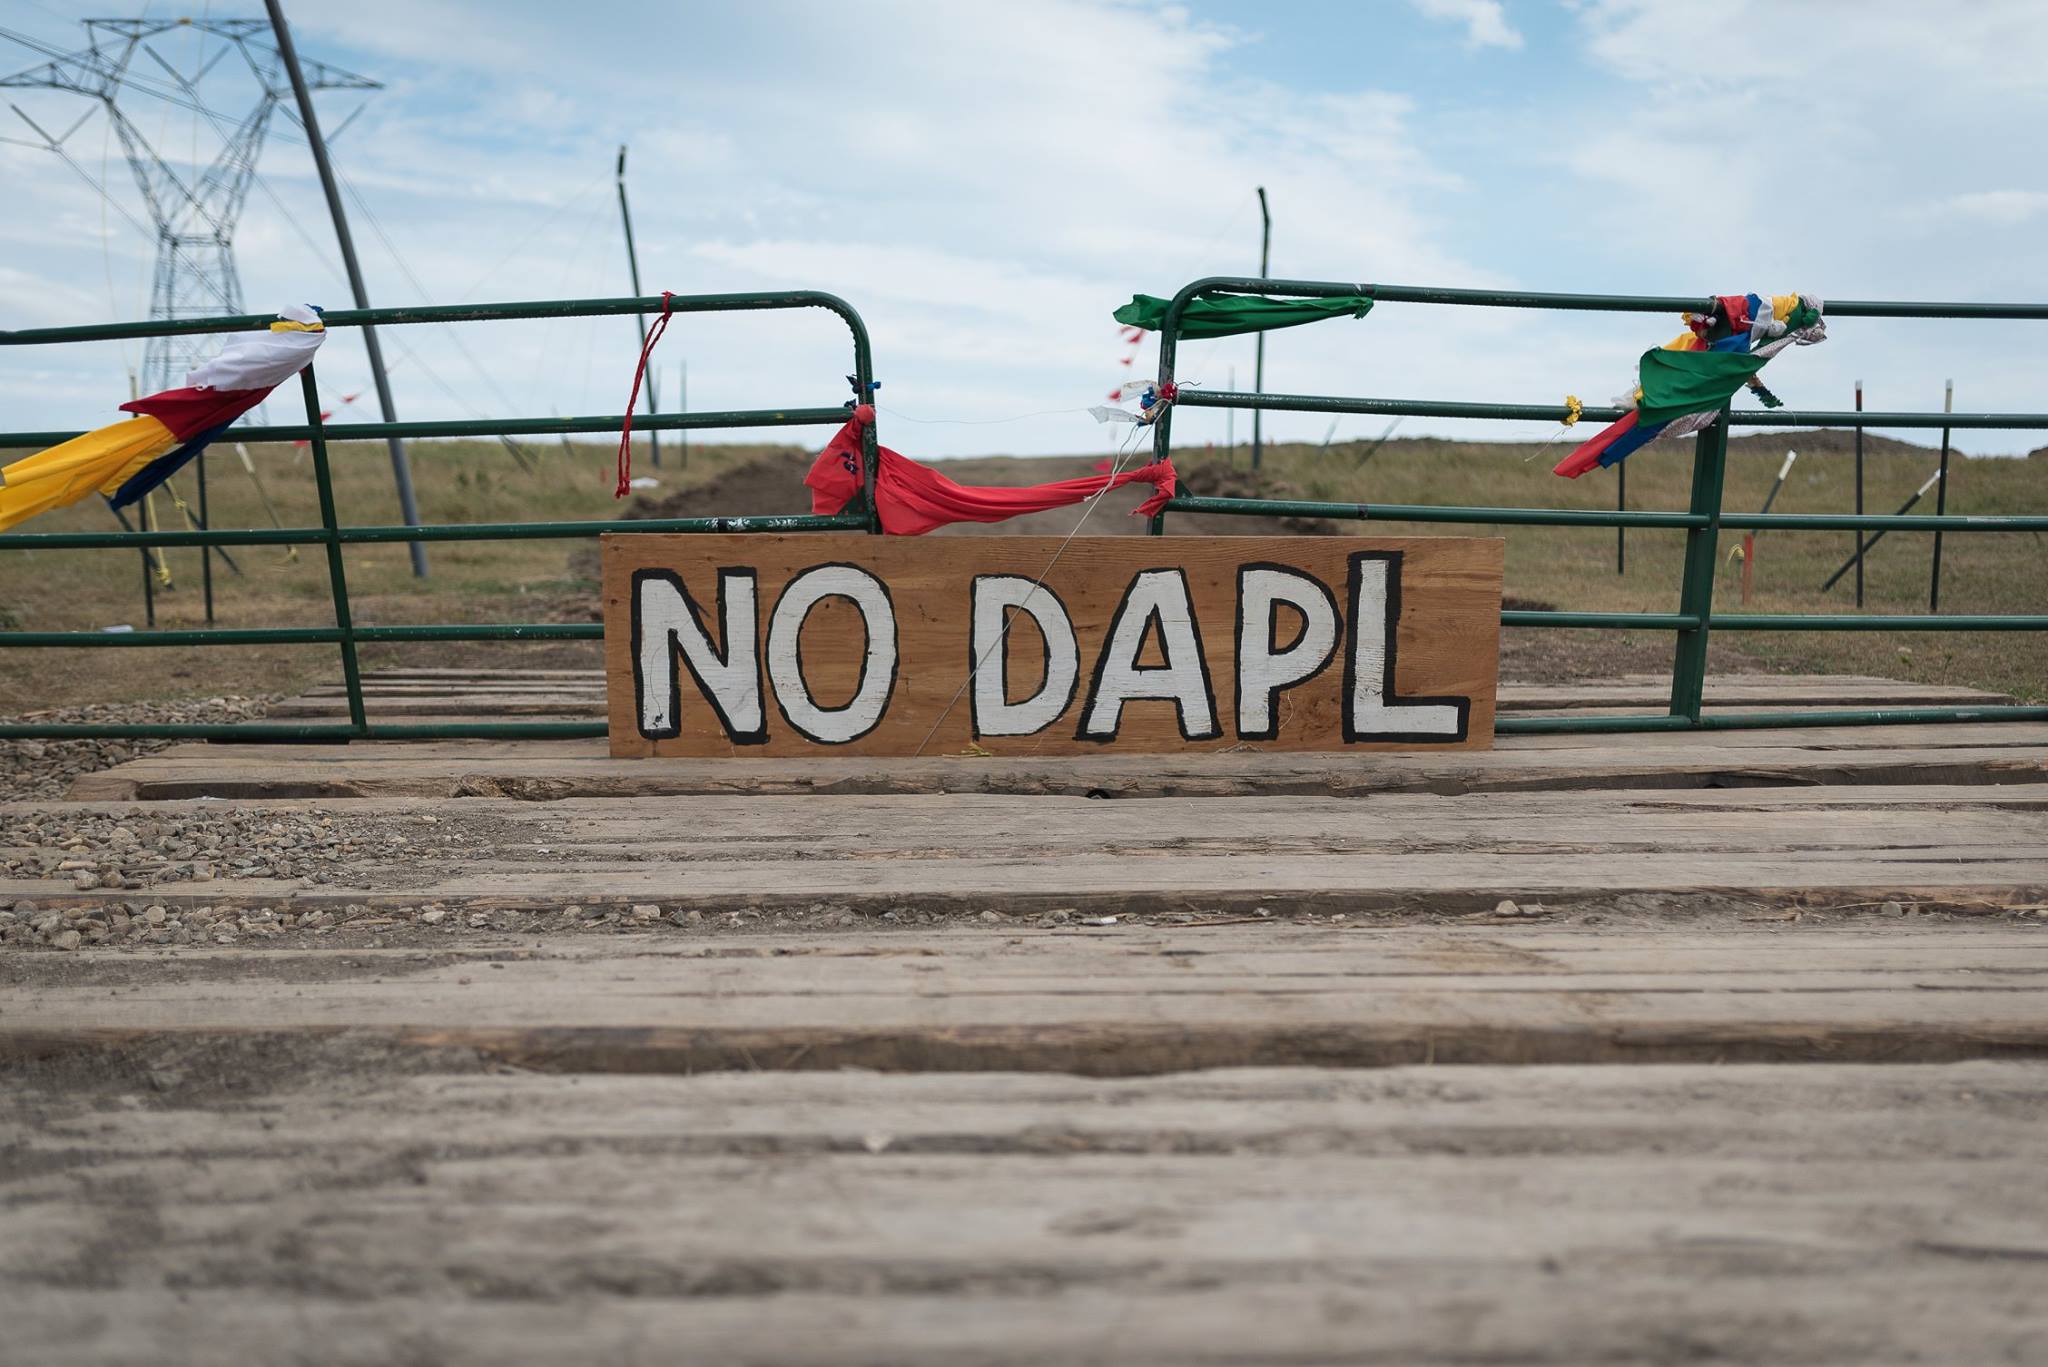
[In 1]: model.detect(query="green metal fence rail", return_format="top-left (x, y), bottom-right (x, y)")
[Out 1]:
top-left (1, 281), bottom-right (2044, 742)
top-left (1143, 277), bottom-right (2048, 734)
top-left (0, 291), bottom-right (880, 741)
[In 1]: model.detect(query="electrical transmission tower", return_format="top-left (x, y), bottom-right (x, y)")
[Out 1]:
top-left (1, 16), bottom-right (378, 393)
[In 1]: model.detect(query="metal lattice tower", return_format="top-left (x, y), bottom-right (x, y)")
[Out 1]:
top-left (1, 17), bottom-right (377, 393)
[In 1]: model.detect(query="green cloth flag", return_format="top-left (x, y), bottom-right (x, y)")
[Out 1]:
top-left (1635, 348), bottom-right (1770, 426)
top-left (1113, 293), bottom-right (1374, 340)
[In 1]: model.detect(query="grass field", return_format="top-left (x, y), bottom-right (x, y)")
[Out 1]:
top-left (0, 425), bottom-right (2041, 713)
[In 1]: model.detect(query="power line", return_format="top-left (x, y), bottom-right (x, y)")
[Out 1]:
top-left (0, 15), bottom-right (378, 391)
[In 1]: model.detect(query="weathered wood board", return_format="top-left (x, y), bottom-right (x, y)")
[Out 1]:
top-left (63, 720), bottom-right (2048, 801)
top-left (8, 1060), bottom-right (2048, 1364)
top-left (9, 785), bottom-right (2046, 915)
top-left (600, 534), bottom-right (1503, 757)
top-left (8, 925), bottom-right (2048, 1072)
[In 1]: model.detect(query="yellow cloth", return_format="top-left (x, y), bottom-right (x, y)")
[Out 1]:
top-left (0, 414), bottom-right (176, 532)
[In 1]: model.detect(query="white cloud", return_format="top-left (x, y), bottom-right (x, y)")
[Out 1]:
top-left (5, 0), bottom-right (2047, 462)
top-left (1941, 191), bottom-right (2048, 227)
top-left (1, 0), bottom-right (1501, 458)
top-left (1409, 0), bottom-right (1524, 50)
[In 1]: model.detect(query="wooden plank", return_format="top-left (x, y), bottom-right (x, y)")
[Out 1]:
top-left (9, 785), bottom-right (2047, 913)
top-left (6, 1061), bottom-right (2046, 1363)
top-left (64, 722), bottom-right (2048, 801)
top-left (600, 533), bottom-right (1504, 757)
top-left (7, 926), bottom-right (2048, 1071)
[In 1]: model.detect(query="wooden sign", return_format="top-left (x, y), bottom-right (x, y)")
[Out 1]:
top-left (601, 534), bottom-right (1502, 758)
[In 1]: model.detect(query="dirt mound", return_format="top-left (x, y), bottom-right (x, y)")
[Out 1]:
top-left (567, 447), bottom-right (815, 582)
top-left (1177, 464), bottom-right (1344, 535)
top-left (625, 449), bottom-right (816, 522)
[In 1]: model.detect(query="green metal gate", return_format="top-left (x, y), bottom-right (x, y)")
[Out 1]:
top-left (1143, 277), bottom-right (2048, 735)
top-left (0, 292), bottom-right (878, 741)
top-left (2, 281), bottom-right (2045, 742)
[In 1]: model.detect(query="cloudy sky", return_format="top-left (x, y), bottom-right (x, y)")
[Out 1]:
top-left (4, 0), bottom-right (2047, 459)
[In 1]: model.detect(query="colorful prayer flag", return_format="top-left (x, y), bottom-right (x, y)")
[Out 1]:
top-left (1554, 291), bottom-right (1824, 480)
top-left (0, 305), bottom-right (325, 532)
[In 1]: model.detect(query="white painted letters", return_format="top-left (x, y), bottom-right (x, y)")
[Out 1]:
top-left (1236, 564), bottom-right (1340, 739)
top-left (1078, 569), bottom-right (1219, 741)
top-left (1344, 552), bottom-right (1468, 742)
top-left (765, 563), bottom-right (898, 744)
top-left (970, 576), bottom-right (1079, 737)
top-left (632, 569), bottom-right (764, 743)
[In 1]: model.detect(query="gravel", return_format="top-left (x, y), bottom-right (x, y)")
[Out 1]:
top-left (0, 890), bottom-right (2021, 954)
top-left (0, 806), bottom-right (420, 891)
top-left (1, 696), bottom-right (275, 801)
top-left (0, 894), bottom-right (1102, 952)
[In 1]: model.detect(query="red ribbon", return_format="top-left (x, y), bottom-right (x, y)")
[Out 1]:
top-left (615, 290), bottom-right (673, 497)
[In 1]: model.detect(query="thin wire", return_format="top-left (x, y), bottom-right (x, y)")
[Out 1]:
top-left (94, 104), bottom-right (134, 379)
top-left (879, 403), bottom-right (1097, 427)
top-left (1174, 191), bottom-right (1256, 283)
top-left (529, 193), bottom-right (611, 407)
top-left (338, 173), bottom-right (530, 418)
top-left (910, 424), bottom-right (1152, 757)
top-left (139, 64), bottom-right (547, 434)
top-left (450, 166), bottom-right (611, 302)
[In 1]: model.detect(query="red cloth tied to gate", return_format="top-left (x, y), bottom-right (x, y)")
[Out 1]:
top-left (805, 406), bottom-right (1176, 536)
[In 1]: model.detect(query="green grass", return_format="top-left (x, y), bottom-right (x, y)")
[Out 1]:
top-left (0, 426), bottom-right (2041, 712)
top-left (0, 436), bottom-right (773, 710)
top-left (1177, 429), bottom-right (2048, 701)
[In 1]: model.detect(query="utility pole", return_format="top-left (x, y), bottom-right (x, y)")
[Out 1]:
top-left (264, 0), bottom-right (426, 576)
top-left (1930, 379), bottom-right (1953, 611)
top-left (1251, 186), bottom-right (1270, 471)
top-left (616, 144), bottom-right (661, 467)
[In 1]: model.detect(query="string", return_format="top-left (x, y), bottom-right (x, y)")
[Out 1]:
top-left (1522, 427), bottom-right (1572, 463)
top-left (1523, 395), bottom-right (1585, 463)
top-left (880, 404), bottom-right (1096, 427)
top-left (615, 290), bottom-right (672, 496)
top-left (911, 423), bottom-right (1155, 757)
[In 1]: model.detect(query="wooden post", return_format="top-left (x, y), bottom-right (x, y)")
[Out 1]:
top-left (1853, 381), bottom-right (1865, 608)
top-left (1930, 379), bottom-right (1953, 611)
top-left (1616, 460), bottom-right (1626, 576)
top-left (1745, 447), bottom-right (1796, 603)
top-left (111, 505), bottom-right (154, 628)
top-left (196, 449), bottom-right (214, 624)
